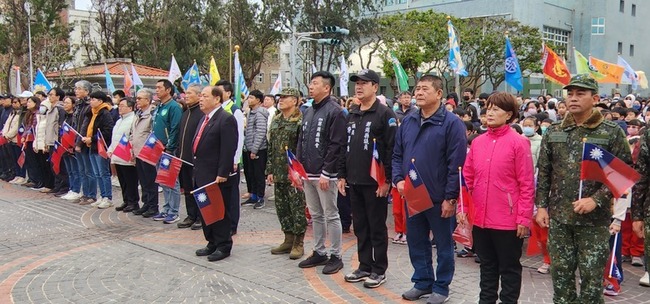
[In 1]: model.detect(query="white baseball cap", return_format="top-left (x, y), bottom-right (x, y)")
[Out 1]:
top-left (17, 91), bottom-right (34, 98)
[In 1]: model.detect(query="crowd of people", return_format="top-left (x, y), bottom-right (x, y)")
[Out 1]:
top-left (1, 70), bottom-right (650, 304)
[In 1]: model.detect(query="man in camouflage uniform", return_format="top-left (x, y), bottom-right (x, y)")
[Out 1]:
top-left (266, 88), bottom-right (307, 260)
top-left (535, 74), bottom-right (632, 304)
top-left (632, 128), bottom-right (650, 286)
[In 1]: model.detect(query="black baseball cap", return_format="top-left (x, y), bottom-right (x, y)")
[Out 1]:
top-left (350, 69), bottom-right (380, 84)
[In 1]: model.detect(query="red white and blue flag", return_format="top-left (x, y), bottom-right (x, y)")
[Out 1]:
top-left (60, 122), bottom-right (78, 150)
top-left (369, 139), bottom-right (386, 187)
top-left (155, 153), bottom-right (181, 188)
top-left (50, 141), bottom-right (65, 174)
top-left (454, 169), bottom-right (475, 247)
top-left (286, 149), bottom-right (308, 189)
top-left (581, 143), bottom-right (640, 198)
top-left (0, 134), bottom-right (7, 146)
top-left (112, 133), bottom-right (132, 161)
top-left (16, 124), bottom-right (25, 146)
top-left (192, 181), bottom-right (225, 225)
top-left (17, 148), bottom-right (25, 168)
top-left (603, 247), bottom-right (622, 294)
top-left (23, 127), bottom-right (34, 144)
top-left (403, 161), bottom-right (434, 217)
top-left (137, 133), bottom-right (165, 166)
top-left (96, 131), bottom-right (109, 159)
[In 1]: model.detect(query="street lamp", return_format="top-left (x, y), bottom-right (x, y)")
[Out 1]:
top-left (24, 1), bottom-right (34, 92)
top-left (289, 25), bottom-right (348, 89)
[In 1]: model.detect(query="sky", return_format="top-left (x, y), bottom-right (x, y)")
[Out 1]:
top-left (75, 0), bottom-right (93, 11)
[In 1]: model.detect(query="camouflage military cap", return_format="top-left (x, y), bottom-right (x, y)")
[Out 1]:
top-left (276, 88), bottom-right (300, 98)
top-left (563, 74), bottom-right (599, 92)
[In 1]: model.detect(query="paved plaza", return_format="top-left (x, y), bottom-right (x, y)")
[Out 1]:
top-left (1, 181), bottom-right (649, 303)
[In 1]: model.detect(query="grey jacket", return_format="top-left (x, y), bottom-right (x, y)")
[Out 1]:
top-left (243, 106), bottom-right (269, 154)
top-left (130, 105), bottom-right (155, 157)
top-left (44, 103), bottom-right (65, 147)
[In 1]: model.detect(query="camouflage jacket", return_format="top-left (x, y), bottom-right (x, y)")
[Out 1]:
top-left (535, 109), bottom-right (631, 226)
top-left (266, 108), bottom-right (302, 181)
top-left (632, 129), bottom-right (650, 221)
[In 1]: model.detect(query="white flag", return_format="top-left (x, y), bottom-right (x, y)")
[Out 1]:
top-left (617, 55), bottom-right (638, 90)
top-left (15, 66), bottom-right (21, 94)
top-left (339, 55), bottom-right (349, 97)
top-left (311, 64), bottom-right (318, 74)
top-left (168, 54), bottom-right (182, 83)
top-left (131, 63), bottom-right (144, 87)
top-left (269, 73), bottom-right (282, 95)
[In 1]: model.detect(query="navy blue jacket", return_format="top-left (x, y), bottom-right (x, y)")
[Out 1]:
top-left (392, 105), bottom-right (467, 202)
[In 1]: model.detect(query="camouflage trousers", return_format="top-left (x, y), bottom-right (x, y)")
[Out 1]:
top-left (644, 217), bottom-right (650, 268)
top-left (548, 221), bottom-right (609, 304)
top-left (274, 182), bottom-right (307, 235)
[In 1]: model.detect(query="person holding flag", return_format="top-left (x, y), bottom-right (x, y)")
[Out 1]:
top-left (107, 97), bottom-right (139, 212)
top-left (71, 80), bottom-right (94, 204)
top-left (392, 75), bottom-right (466, 304)
top-left (22, 97), bottom-right (43, 189)
top-left (44, 88), bottom-right (68, 196)
top-left (78, 91), bottom-right (114, 208)
top-left (458, 92), bottom-right (535, 304)
top-left (337, 69), bottom-right (396, 288)
top-left (3, 96), bottom-right (26, 184)
top-left (266, 88), bottom-right (307, 260)
top-left (59, 97), bottom-right (81, 199)
top-left (131, 89), bottom-right (159, 218)
top-left (535, 74), bottom-right (633, 304)
top-left (633, 126), bottom-right (650, 287)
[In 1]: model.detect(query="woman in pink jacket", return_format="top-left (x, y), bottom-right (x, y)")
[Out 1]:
top-left (458, 92), bottom-right (535, 304)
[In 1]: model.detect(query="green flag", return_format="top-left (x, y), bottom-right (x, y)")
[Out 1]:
top-left (390, 52), bottom-right (409, 92)
top-left (573, 49), bottom-right (605, 81)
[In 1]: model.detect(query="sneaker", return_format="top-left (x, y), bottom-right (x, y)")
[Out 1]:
top-left (90, 199), bottom-right (101, 207)
top-left (402, 287), bottom-right (432, 301)
top-left (60, 190), bottom-right (74, 199)
top-left (152, 213), bottom-right (167, 221)
top-left (38, 187), bottom-right (52, 193)
top-left (64, 191), bottom-right (82, 201)
top-left (392, 233), bottom-right (403, 244)
top-left (622, 255), bottom-right (632, 263)
top-left (158, 186), bottom-right (163, 193)
top-left (537, 263), bottom-right (550, 274)
top-left (14, 177), bottom-right (26, 185)
top-left (298, 251), bottom-right (329, 268)
top-left (163, 214), bottom-right (180, 224)
top-left (111, 176), bottom-right (120, 187)
top-left (395, 234), bottom-right (407, 245)
top-left (241, 198), bottom-right (255, 206)
top-left (253, 199), bottom-right (265, 209)
top-left (8, 176), bottom-right (19, 184)
top-left (191, 220), bottom-right (203, 230)
top-left (97, 198), bottom-right (113, 209)
top-left (632, 256), bottom-right (644, 267)
top-left (640, 272), bottom-right (650, 287)
top-left (344, 269), bottom-right (371, 282)
top-left (363, 273), bottom-right (386, 288)
top-left (133, 206), bottom-right (148, 216)
top-left (322, 255), bottom-right (343, 274)
top-left (456, 248), bottom-right (475, 257)
top-left (604, 283), bottom-right (619, 296)
top-left (426, 292), bottom-right (450, 304)
top-left (177, 217), bottom-right (195, 228)
top-left (79, 197), bottom-right (96, 206)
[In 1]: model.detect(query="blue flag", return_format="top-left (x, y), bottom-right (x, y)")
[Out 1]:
top-left (104, 63), bottom-right (115, 94)
top-left (234, 50), bottom-right (250, 107)
top-left (33, 69), bottom-right (52, 92)
top-left (447, 20), bottom-right (468, 77)
top-left (181, 62), bottom-right (201, 90)
top-left (504, 37), bottom-right (523, 91)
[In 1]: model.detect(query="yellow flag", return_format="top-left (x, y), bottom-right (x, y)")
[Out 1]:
top-left (589, 56), bottom-right (624, 84)
top-left (637, 71), bottom-right (648, 89)
top-left (210, 56), bottom-right (221, 85)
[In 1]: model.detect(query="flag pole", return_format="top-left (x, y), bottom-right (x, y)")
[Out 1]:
top-left (609, 232), bottom-right (619, 278)
top-left (190, 180), bottom-right (219, 195)
top-left (97, 128), bottom-right (108, 149)
top-left (458, 166), bottom-right (464, 215)
top-left (162, 151), bottom-right (194, 167)
top-left (578, 138), bottom-right (587, 200)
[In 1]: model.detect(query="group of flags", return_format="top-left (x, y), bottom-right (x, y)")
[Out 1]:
top-left (103, 63), bottom-right (143, 97)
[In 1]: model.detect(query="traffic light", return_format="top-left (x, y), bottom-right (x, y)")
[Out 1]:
top-left (317, 39), bottom-right (342, 46)
top-left (322, 26), bottom-right (350, 35)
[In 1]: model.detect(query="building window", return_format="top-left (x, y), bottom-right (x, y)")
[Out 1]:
top-left (397, 0), bottom-right (407, 3)
top-left (630, 44), bottom-right (635, 56)
top-left (385, 0), bottom-right (394, 5)
top-left (270, 73), bottom-right (278, 83)
top-left (620, 0), bottom-right (625, 12)
top-left (256, 72), bottom-right (264, 83)
top-left (591, 17), bottom-right (605, 35)
top-left (618, 42), bottom-right (623, 54)
top-left (542, 26), bottom-right (570, 55)
top-left (632, 4), bottom-right (636, 16)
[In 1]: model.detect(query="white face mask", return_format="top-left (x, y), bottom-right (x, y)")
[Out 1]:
top-left (39, 105), bottom-right (47, 115)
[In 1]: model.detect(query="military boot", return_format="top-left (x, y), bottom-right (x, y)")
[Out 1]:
top-left (271, 232), bottom-right (294, 254)
top-left (289, 233), bottom-right (305, 260)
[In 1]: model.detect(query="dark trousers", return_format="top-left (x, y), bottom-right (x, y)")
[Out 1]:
top-left (52, 152), bottom-right (69, 192)
top-left (36, 150), bottom-right (54, 188)
top-left (11, 143), bottom-right (25, 177)
top-left (337, 188), bottom-right (352, 230)
top-left (349, 184), bottom-right (388, 275)
top-left (201, 183), bottom-right (233, 253)
top-left (24, 142), bottom-right (42, 184)
top-left (136, 159), bottom-right (159, 211)
top-left (472, 226), bottom-right (523, 304)
top-left (180, 163), bottom-right (200, 221)
top-left (116, 164), bottom-right (140, 207)
top-left (229, 167), bottom-right (240, 232)
top-left (242, 150), bottom-right (267, 197)
top-left (0, 144), bottom-right (10, 175)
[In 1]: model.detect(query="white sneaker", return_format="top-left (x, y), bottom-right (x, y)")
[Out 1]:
top-left (641, 272), bottom-right (650, 287)
top-left (63, 191), bottom-right (82, 201)
top-left (8, 177), bottom-right (19, 184)
top-left (158, 186), bottom-right (163, 193)
top-left (111, 176), bottom-right (120, 187)
top-left (91, 198), bottom-right (101, 207)
top-left (14, 177), bottom-right (26, 185)
top-left (60, 190), bottom-right (74, 199)
top-left (97, 198), bottom-right (113, 209)
top-left (632, 256), bottom-right (644, 267)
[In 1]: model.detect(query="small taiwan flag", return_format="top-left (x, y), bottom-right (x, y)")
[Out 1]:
top-left (112, 133), bottom-right (132, 161)
top-left (286, 148), bottom-right (308, 189)
top-left (369, 139), bottom-right (386, 187)
top-left (50, 141), bottom-right (64, 174)
top-left (403, 160), bottom-right (434, 217)
top-left (60, 122), bottom-right (78, 150)
top-left (603, 248), bottom-right (622, 294)
top-left (0, 135), bottom-right (7, 146)
top-left (16, 124), bottom-right (25, 146)
top-left (155, 153), bottom-right (181, 188)
top-left (581, 143), bottom-right (640, 198)
top-left (97, 131), bottom-right (109, 159)
top-left (17, 149), bottom-right (25, 168)
top-left (192, 182), bottom-right (225, 225)
top-left (137, 133), bottom-right (165, 166)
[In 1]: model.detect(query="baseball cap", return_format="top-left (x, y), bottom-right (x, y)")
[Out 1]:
top-left (563, 74), bottom-right (598, 91)
top-left (350, 69), bottom-right (380, 84)
top-left (17, 91), bottom-right (34, 98)
top-left (275, 88), bottom-right (301, 98)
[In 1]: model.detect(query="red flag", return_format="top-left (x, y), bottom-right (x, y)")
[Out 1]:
top-left (370, 139), bottom-right (386, 187)
top-left (50, 141), bottom-right (64, 174)
top-left (603, 250), bottom-right (622, 295)
top-left (137, 133), bottom-right (165, 166)
top-left (16, 125), bottom-right (25, 146)
top-left (526, 220), bottom-right (549, 256)
top-left (23, 127), bottom-right (34, 143)
top-left (60, 122), bottom-right (78, 150)
top-left (581, 143), bottom-right (640, 198)
top-left (542, 44), bottom-right (571, 85)
top-left (155, 153), bottom-right (181, 188)
top-left (123, 67), bottom-right (133, 96)
top-left (286, 149), bottom-right (308, 189)
top-left (17, 149), bottom-right (25, 168)
top-left (192, 182), bottom-right (225, 225)
top-left (96, 131), bottom-right (109, 159)
top-left (403, 161), bottom-right (434, 217)
top-left (112, 133), bottom-right (132, 161)
top-left (0, 135), bottom-right (7, 146)
top-left (453, 171), bottom-right (474, 247)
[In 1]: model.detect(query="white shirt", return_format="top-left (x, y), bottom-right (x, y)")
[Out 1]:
top-left (221, 100), bottom-right (245, 165)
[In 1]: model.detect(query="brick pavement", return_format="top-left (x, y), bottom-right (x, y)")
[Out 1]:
top-left (0, 181), bottom-right (649, 303)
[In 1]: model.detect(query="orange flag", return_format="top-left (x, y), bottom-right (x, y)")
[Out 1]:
top-left (542, 44), bottom-right (571, 85)
top-left (123, 66), bottom-right (133, 96)
top-left (589, 56), bottom-right (625, 84)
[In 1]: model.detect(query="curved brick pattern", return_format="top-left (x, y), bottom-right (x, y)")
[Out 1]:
top-left (0, 182), bottom-right (648, 303)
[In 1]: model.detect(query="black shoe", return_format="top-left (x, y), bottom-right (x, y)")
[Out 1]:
top-left (230, 229), bottom-right (237, 236)
top-left (142, 210), bottom-right (158, 218)
top-left (241, 198), bottom-right (255, 206)
top-left (177, 217), bottom-right (195, 228)
top-left (253, 198), bottom-right (265, 209)
top-left (54, 190), bottom-right (68, 197)
top-left (123, 205), bottom-right (137, 213)
top-left (298, 251), bottom-right (329, 268)
top-left (191, 220), bottom-right (203, 230)
top-left (23, 182), bottom-right (36, 187)
top-left (195, 246), bottom-right (217, 256)
top-left (115, 203), bottom-right (128, 212)
top-left (3, 175), bottom-right (15, 182)
top-left (132, 206), bottom-right (148, 215)
top-left (207, 250), bottom-right (230, 261)
top-left (322, 255), bottom-right (344, 274)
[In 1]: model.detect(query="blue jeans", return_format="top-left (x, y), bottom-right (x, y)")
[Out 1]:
top-left (161, 179), bottom-right (180, 216)
top-left (63, 154), bottom-right (80, 193)
top-left (406, 203), bottom-right (455, 297)
top-left (77, 150), bottom-right (96, 198)
top-left (89, 152), bottom-right (112, 200)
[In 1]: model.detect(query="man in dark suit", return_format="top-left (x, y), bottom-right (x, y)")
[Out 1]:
top-left (193, 85), bottom-right (239, 262)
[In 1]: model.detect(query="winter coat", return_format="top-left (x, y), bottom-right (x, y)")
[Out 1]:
top-left (130, 105), bottom-right (155, 157)
top-left (108, 112), bottom-right (135, 166)
top-left (78, 104), bottom-right (114, 153)
top-left (243, 106), bottom-right (269, 153)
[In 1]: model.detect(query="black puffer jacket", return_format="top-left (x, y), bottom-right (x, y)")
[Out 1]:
top-left (77, 104), bottom-right (115, 153)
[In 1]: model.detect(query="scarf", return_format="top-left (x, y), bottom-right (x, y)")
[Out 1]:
top-left (86, 103), bottom-right (112, 147)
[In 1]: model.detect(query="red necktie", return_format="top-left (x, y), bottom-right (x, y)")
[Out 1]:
top-left (193, 117), bottom-right (209, 153)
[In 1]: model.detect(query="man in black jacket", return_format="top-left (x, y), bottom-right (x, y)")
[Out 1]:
top-left (296, 71), bottom-right (347, 274)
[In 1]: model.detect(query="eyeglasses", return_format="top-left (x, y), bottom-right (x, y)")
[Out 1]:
top-left (136, 97), bottom-right (148, 100)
